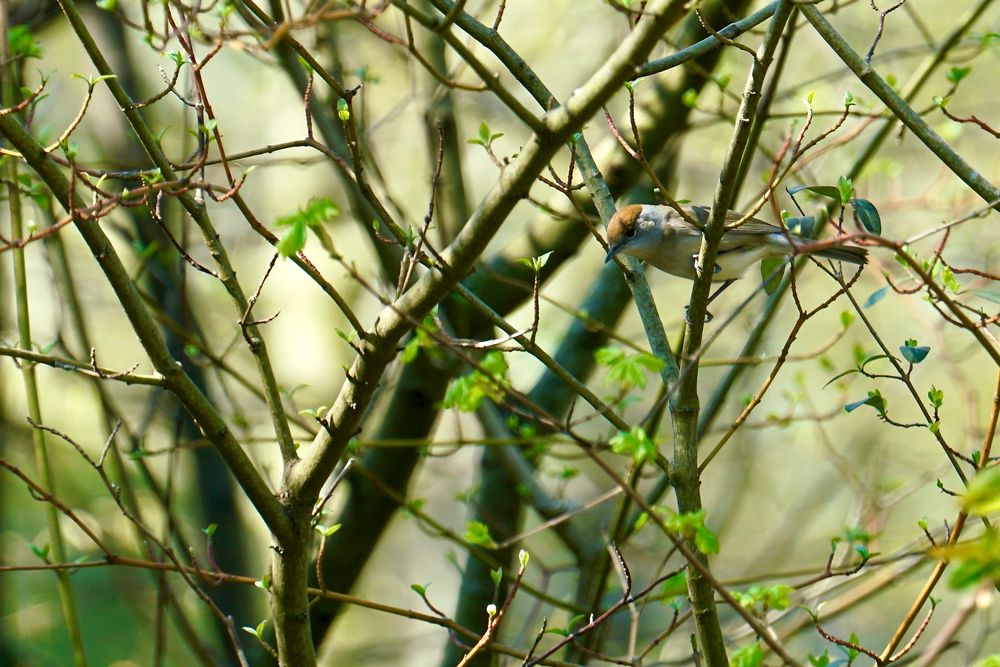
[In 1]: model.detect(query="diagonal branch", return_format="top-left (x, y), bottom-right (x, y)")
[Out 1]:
top-left (801, 3), bottom-right (1000, 211)
top-left (286, 0), bottom-right (694, 504)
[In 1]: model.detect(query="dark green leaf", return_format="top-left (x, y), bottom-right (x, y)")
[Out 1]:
top-left (787, 184), bottom-right (840, 200)
top-left (899, 344), bottom-right (930, 364)
top-left (760, 257), bottom-right (785, 295)
top-left (785, 215), bottom-right (815, 238)
top-left (845, 390), bottom-right (886, 415)
top-left (863, 287), bottom-right (888, 308)
top-left (850, 198), bottom-right (881, 235)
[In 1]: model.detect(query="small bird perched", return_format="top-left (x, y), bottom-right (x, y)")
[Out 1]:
top-left (605, 203), bottom-right (867, 282)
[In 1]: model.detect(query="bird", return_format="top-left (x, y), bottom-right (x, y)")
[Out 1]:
top-left (604, 203), bottom-right (867, 309)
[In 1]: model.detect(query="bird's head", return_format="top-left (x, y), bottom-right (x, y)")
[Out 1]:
top-left (605, 204), bottom-right (659, 263)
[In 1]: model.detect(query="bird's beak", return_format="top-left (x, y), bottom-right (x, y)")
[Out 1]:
top-left (604, 241), bottom-right (622, 264)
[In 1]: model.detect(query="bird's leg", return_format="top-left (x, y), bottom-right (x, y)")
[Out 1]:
top-left (684, 279), bottom-right (735, 325)
top-left (707, 279), bottom-right (736, 306)
top-left (691, 254), bottom-right (722, 278)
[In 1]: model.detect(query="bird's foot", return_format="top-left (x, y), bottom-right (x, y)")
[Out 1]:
top-left (691, 255), bottom-right (721, 278)
top-left (684, 305), bottom-right (714, 325)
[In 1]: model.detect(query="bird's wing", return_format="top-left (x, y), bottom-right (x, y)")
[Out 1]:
top-left (722, 211), bottom-right (783, 233)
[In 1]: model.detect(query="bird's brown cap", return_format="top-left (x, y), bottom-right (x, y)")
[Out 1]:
top-left (606, 204), bottom-right (643, 248)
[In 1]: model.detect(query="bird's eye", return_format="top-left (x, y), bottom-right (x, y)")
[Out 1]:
top-left (624, 226), bottom-right (636, 238)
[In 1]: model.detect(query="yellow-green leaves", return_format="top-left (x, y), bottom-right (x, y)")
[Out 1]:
top-left (610, 426), bottom-right (656, 465)
top-left (733, 583), bottom-right (794, 613)
top-left (730, 642), bottom-right (763, 667)
top-left (963, 466), bottom-right (1000, 516)
top-left (665, 509), bottom-right (719, 555)
top-left (274, 197), bottom-right (340, 257)
top-left (595, 346), bottom-right (665, 391)
top-left (464, 520), bottom-right (497, 549)
top-left (442, 352), bottom-right (508, 412)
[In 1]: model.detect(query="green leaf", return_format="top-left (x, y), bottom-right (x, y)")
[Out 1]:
top-left (975, 656), bottom-right (1000, 667)
top-left (464, 520), bottom-right (498, 549)
top-left (787, 184), bottom-right (840, 200)
top-left (517, 251), bottom-right (553, 273)
top-left (595, 346), bottom-right (664, 391)
top-left (316, 523), bottom-right (342, 537)
top-left (837, 176), bottom-right (855, 204)
top-left (490, 567), bottom-right (502, 586)
top-left (8, 26), bottom-right (41, 60)
top-left (659, 572), bottom-right (687, 598)
top-left (963, 467), bottom-right (1000, 516)
top-left (241, 621), bottom-right (265, 639)
top-left (947, 66), bottom-right (972, 83)
top-left (785, 215), bottom-right (815, 238)
top-left (610, 426), bottom-right (657, 464)
top-left (928, 385), bottom-right (944, 408)
top-left (940, 265), bottom-right (961, 293)
top-left (844, 389), bottom-right (886, 416)
top-left (730, 642), bottom-right (763, 667)
top-left (96, 0), bottom-right (117, 11)
top-left (681, 88), bottom-right (698, 108)
top-left (863, 286), bottom-right (888, 308)
top-left (695, 525), bottom-right (720, 555)
top-left (302, 197), bottom-right (340, 227)
top-left (663, 509), bottom-right (719, 555)
top-left (808, 651), bottom-right (832, 667)
top-left (939, 531), bottom-right (1000, 589)
top-left (273, 198), bottom-right (340, 257)
top-left (850, 198), bottom-right (881, 235)
top-left (760, 257), bottom-right (785, 295)
top-left (30, 543), bottom-right (50, 561)
top-left (899, 343), bottom-right (930, 364)
top-left (594, 347), bottom-right (624, 366)
top-left (276, 218), bottom-right (307, 257)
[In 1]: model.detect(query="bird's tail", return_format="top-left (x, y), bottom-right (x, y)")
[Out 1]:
top-left (812, 245), bottom-right (868, 266)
